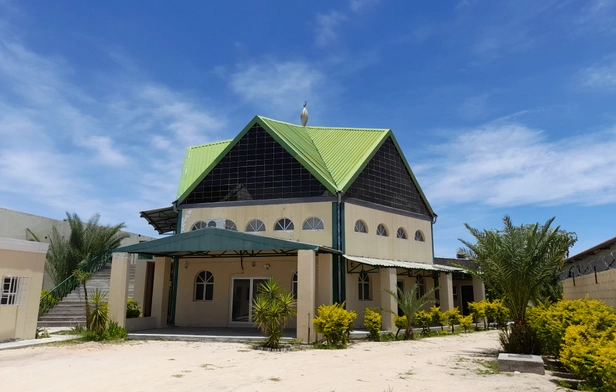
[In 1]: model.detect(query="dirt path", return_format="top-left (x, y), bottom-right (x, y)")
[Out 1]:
top-left (0, 330), bottom-right (562, 391)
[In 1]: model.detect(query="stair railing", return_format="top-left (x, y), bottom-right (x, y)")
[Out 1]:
top-left (39, 250), bottom-right (113, 318)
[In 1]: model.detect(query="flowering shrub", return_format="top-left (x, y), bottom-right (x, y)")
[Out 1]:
top-left (415, 310), bottom-right (432, 335)
top-left (313, 302), bottom-right (357, 348)
top-left (363, 308), bottom-right (382, 341)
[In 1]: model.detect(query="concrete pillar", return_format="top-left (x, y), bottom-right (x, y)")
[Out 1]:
top-left (297, 250), bottom-right (316, 343)
top-left (132, 259), bottom-right (148, 312)
top-left (151, 256), bottom-right (172, 328)
top-left (472, 276), bottom-right (485, 302)
top-left (316, 253), bottom-right (333, 307)
top-left (380, 268), bottom-right (397, 332)
top-left (438, 273), bottom-right (454, 312)
top-left (108, 252), bottom-right (130, 328)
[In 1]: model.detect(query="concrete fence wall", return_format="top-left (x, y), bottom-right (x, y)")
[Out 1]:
top-left (562, 268), bottom-right (616, 309)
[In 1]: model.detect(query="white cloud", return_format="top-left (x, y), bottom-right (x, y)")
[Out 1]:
top-left (349, 0), bottom-right (379, 13)
top-left (578, 0), bottom-right (616, 34)
top-left (458, 93), bottom-right (490, 119)
top-left (578, 59), bottom-right (616, 90)
top-left (229, 60), bottom-right (326, 118)
top-left (415, 122), bottom-right (616, 208)
top-left (315, 11), bottom-right (347, 48)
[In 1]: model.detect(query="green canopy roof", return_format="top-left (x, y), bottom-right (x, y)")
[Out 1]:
top-left (176, 116), bottom-right (434, 216)
top-left (114, 227), bottom-right (339, 257)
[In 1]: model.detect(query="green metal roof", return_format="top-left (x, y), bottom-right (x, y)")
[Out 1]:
top-left (175, 115), bottom-right (435, 216)
top-left (113, 227), bottom-right (339, 257)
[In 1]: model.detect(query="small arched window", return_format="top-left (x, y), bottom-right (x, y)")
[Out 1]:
top-left (246, 219), bottom-right (266, 232)
top-left (354, 220), bottom-right (367, 233)
top-left (302, 217), bottom-right (324, 230)
top-left (358, 271), bottom-right (371, 301)
top-left (194, 271), bottom-right (214, 301)
top-left (191, 221), bottom-right (207, 231)
top-left (274, 218), bottom-right (294, 231)
top-left (292, 271), bottom-right (298, 299)
top-left (225, 220), bottom-right (237, 231)
top-left (396, 227), bottom-right (407, 239)
top-left (376, 224), bottom-right (389, 237)
top-left (414, 230), bottom-right (425, 242)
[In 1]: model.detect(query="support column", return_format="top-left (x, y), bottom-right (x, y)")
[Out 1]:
top-left (316, 254), bottom-right (333, 307)
top-left (132, 258), bottom-right (148, 312)
top-left (473, 277), bottom-right (486, 302)
top-left (297, 250), bottom-right (316, 343)
top-left (380, 268), bottom-right (397, 332)
top-left (438, 273), bottom-right (454, 312)
top-left (108, 252), bottom-right (130, 328)
top-left (151, 256), bottom-right (172, 328)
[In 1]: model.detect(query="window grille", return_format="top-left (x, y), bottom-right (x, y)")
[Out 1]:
top-left (246, 219), bottom-right (266, 232)
top-left (376, 224), bottom-right (389, 237)
top-left (414, 230), bottom-right (425, 242)
top-left (225, 220), bottom-right (237, 231)
top-left (195, 271), bottom-right (214, 301)
top-left (1, 276), bottom-right (26, 306)
top-left (274, 218), bottom-right (294, 231)
top-left (358, 271), bottom-right (371, 301)
top-left (292, 271), bottom-right (298, 299)
top-left (192, 221), bottom-right (207, 231)
top-left (302, 217), bottom-right (324, 230)
top-left (354, 220), bottom-right (367, 233)
top-left (396, 227), bottom-right (407, 239)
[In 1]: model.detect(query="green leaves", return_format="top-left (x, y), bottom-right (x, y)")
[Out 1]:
top-left (252, 279), bottom-right (297, 349)
top-left (383, 284), bottom-right (436, 340)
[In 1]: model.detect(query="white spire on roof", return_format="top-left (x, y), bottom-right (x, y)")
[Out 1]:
top-left (300, 101), bottom-right (309, 126)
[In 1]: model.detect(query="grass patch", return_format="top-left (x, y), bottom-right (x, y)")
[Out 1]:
top-left (171, 374), bottom-right (184, 378)
top-left (473, 359), bottom-right (499, 375)
top-left (269, 377), bottom-right (281, 382)
top-left (398, 370), bottom-right (415, 379)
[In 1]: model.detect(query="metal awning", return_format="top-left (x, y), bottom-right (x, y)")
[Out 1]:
top-left (140, 206), bottom-right (178, 234)
top-left (114, 227), bottom-right (340, 258)
top-left (344, 255), bottom-right (464, 273)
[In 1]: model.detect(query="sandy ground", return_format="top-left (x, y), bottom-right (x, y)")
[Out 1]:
top-left (0, 330), bottom-right (564, 392)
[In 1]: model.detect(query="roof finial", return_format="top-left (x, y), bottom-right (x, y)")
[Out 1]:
top-left (300, 101), bottom-right (309, 127)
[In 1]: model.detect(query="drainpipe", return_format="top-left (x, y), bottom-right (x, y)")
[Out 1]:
top-left (431, 214), bottom-right (437, 263)
top-left (337, 191), bottom-right (343, 303)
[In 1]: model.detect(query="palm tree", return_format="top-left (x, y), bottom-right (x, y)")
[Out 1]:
top-left (457, 215), bottom-right (577, 353)
top-left (252, 279), bottom-right (297, 349)
top-left (383, 284), bottom-right (436, 340)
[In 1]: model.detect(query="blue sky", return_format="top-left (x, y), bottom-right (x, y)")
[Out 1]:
top-left (1, 0), bottom-right (615, 258)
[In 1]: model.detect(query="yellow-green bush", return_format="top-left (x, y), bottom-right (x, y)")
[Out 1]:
top-left (415, 310), bottom-right (432, 335)
top-left (430, 306), bottom-right (446, 331)
top-left (490, 299), bottom-right (509, 329)
top-left (126, 299), bottom-right (141, 318)
top-left (468, 301), bottom-right (486, 329)
top-left (459, 315), bottom-right (474, 333)
top-left (444, 307), bottom-right (461, 333)
top-left (363, 308), bottom-right (382, 341)
top-left (394, 315), bottom-right (407, 339)
top-left (560, 324), bottom-right (616, 392)
top-left (313, 302), bottom-right (357, 348)
top-left (527, 298), bottom-right (616, 356)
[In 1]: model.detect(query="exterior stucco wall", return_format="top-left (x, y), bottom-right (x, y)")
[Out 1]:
top-left (180, 202), bottom-right (333, 247)
top-left (563, 269), bottom-right (616, 309)
top-left (344, 203), bottom-right (432, 262)
top-left (0, 238), bottom-right (48, 341)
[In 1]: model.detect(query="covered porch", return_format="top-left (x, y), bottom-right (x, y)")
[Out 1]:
top-left (108, 228), bottom-right (340, 343)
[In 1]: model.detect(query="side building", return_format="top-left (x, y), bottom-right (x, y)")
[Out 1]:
top-left (113, 115), bottom-right (484, 339)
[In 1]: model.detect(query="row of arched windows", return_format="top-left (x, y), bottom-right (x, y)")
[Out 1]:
top-left (191, 217), bottom-right (325, 233)
top-left (354, 220), bottom-right (425, 241)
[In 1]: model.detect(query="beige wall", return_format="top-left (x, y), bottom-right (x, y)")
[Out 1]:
top-left (0, 238), bottom-right (48, 341)
top-left (344, 203), bottom-right (433, 262)
top-left (180, 202), bottom-right (333, 247)
top-left (563, 269), bottom-right (616, 309)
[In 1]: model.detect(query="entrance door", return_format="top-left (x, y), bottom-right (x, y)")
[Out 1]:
top-left (231, 278), bottom-right (267, 323)
top-left (396, 281), bottom-right (404, 316)
top-left (461, 285), bottom-right (474, 315)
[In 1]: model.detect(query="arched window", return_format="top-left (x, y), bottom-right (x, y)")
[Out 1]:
top-left (416, 275), bottom-right (425, 298)
top-left (194, 271), bottom-right (214, 301)
top-left (354, 220), bottom-right (367, 233)
top-left (376, 224), bottom-right (389, 237)
top-left (396, 227), bottom-right (407, 239)
top-left (292, 271), bottom-right (298, 299)
top-left (274, 218), bottom-right (294, 231)
top-left (245, 219), bottom-right (266, 232)
top-left (191, 221), bottom-right (207, 231)
top-left (358, 271), bottom-right (371, 301)
top-left (302, 217), bottom-right (324, 230)
top-left (414, 230), bottom-right (425, 242)
top-left (225, 220), bottom-right (237, 231)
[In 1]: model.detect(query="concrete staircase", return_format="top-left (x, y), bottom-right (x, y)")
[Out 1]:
top-left (38, 263), bottom-right (135, 328)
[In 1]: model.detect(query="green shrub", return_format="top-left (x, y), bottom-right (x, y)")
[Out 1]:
top-left (126, 299), bottom-right (141, 318)
top-left (491, 299), bottom-right (509, 329)
top-left (560, 323), bottom-right (616, 392)
top-left (88, 289), bottom-right (109, 337)
top-left (468, 301), bottom-right (486, 329)
top-left (444, 308), bottom-right (461, 333)
top-left (39, 290), bottom-right (60, 316)
top-left (394, 315), bottom-right (407, 339)
top-left (459, 315), bottom-right (474, 333)
top-left (499, 321), bottom-right (541, 355)
top-left (527, 298), bottom-right (616, 356)
top-left (312, 302), bottom-right (357, 348)
top-left (363, 308), bottom-right (382, 341)
top-left (107, 321), bottom-right (128, 339)
top-left (415, 310), bottom-right (432, 335)
top-left (430, 306), bottom-right (446, 331)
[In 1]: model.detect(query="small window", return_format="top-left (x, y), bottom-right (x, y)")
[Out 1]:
top-left (191, 221), bottom-right (207, 231)
top-left (302, 217), bottom-right (324, 231)
top-left (1, 276), bottom-right (23, 306)
top-left (194, 271), bottom-right (214, 301)
top-left (452, 285), bottom-right (458, 301)
top-left (354, 220), bottom-right (367, 233)
top-left (225, 220), bottom-right (237, 231)
top-left (396, 227), bottom-right (407, 239)
top-left (246, 219), bottom-right (266, 232)
top-left (274, 218), bottom-right (294, 231)
top-left (376, 224), bottom-right (388, 237)
top-left (414, 230), bottom-right (425, 242)
top-left (292, 271), bottom-right (298, 299)
top-left (416, 276), bottom-right (425, 299)
top-left (358, 271), bottom-right (371, 301)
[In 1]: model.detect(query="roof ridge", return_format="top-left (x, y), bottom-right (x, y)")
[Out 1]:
top-left (257, 116), bottom-right (390, 132)
top-left (305, 128), bottom-right (340, 189)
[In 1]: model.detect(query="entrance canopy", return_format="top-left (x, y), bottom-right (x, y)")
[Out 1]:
top-left (140, 206), bottom-right (178, 235)
top-left (114, 227), bottom-right (340, 258)
top-left (344, 255), bottom-right (464, 273)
